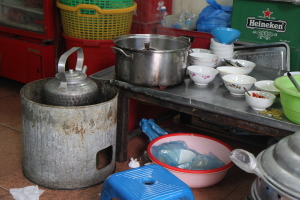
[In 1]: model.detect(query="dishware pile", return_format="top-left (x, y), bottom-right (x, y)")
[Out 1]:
top-left (188, 52), bottom-right (218, 67)
top-left (187, 65), bottom-right (219, 86)
top-left (210, 38), bottom-right (235, 66)
top-left (254, 80), bottom-right (280, 97)
top-left (216, 66), bottom-right (247, 77)
top-left (245, 90), bottom-right (276, 111)
top-left (222, 74), bottom-right (257, 96)
top-left (224, 59), bottom-right (256, 75)
top-left (209, 27), bottom-right (241, 66)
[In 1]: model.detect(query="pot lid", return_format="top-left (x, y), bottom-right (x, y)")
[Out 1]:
top-left (257, 131), bottom-right (300, 198)
top-left (113, 34), bottom-right (191, 52)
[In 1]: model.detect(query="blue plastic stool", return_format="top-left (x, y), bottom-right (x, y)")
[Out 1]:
top-left (100, 164), bottom-right (194, 200)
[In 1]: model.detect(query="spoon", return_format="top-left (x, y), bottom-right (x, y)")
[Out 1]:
top-left (235, 61), bottom-right (244, 68)
top-left (243, 87), bottom-right (251, 96)
top-left (223, 58), bottom-right (235, 66)
top-left (287, 72), bottom-right (300, 92)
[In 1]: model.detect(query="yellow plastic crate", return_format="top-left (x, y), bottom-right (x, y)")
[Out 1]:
top-left (57, 1), bottom-right (137, 40)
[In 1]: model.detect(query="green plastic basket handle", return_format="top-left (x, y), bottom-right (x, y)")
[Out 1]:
top-left (56, 1), bottom-right (136, 15)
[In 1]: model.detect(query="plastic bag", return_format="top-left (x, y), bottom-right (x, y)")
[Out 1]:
top-left (152, 140), bottom-right (226, 170)
top-left (139, 118), bottom-right (168, 141)
top-left (196, 0), bottom-right (232, 33)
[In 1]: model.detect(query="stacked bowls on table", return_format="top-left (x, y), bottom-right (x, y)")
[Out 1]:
top-left (188, 52), bottom-right (218, 68)
top-left (210, 27), bottom-right (241, 66)
top-left (210, 38), bottom-right (235, 66)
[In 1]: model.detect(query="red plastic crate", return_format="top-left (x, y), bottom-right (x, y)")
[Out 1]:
top-left (157, 26), bottom-right (214, 49)
top-left (63, 33), bottom-right (116, 76)
top-left (133, 0), bottom-right (172, 23)
top-left (130, 22), bottom-right (160, 34)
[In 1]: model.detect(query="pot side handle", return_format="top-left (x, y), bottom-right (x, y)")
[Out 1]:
top-left (110, 47), bottom-right (133, 60)
top-left (230, 149), bottom-right (263, 178)
top-left (179, 36), bottom-right (192, 43)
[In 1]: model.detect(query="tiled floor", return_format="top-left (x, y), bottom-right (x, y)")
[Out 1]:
top-left (0, 77), bottom-right (271, 200)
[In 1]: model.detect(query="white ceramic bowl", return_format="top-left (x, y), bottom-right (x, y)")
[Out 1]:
top-left (222, 74), bottom-right (257, 95)
top-left (188, 65), bottom-right (219, 85)
top-left (254, 80), bottom-right (280, 97)
top-left (210, 46), bottom-right (234, 54)
top-left (245, 91), bottom-right (276, 110)
top-left (210, 38), bottom-right (234, 49)
top-left (216, 66), bottom-right (248, 77)
top-left (188, 59), bottom-right (217, 67)
top-left (225, 59), bottom-right (256, 75)
top-left (189, 48), bottom-right (211, 54)
top-left (189, 52), bottom-right (219, 62)
top-left (212, 51), bottom-right (234, 58)
top-left (147, 133), bottom-right (234, 188)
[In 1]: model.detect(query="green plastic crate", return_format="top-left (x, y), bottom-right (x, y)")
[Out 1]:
top-left (231, 0), bottom-right (300, 71)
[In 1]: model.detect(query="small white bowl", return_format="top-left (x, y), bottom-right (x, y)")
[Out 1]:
top-left (216, 66), bottom-right (248, 77)
top-left (222, 74), bottom-right (257, 95)
top-left (189, 52), bottom-right (219, 62)
top-left (245, 91), bottom-right (276, 110)
top-left (210, 38), bottom-right (234, 49)
top-left (213, 51), bottom-right (234, 59)
top-left (189, 59), bottom-right (217, 67)
top-left (254, 80), bottom-right (280, 97)
top-left (225, 59), bottom-right (256, 75)
top-left (189, 48), bottom-right (211, 54)
top-left (210, 46), bottom-right (234, 54)
top-left (188, 65), bottom-right (219, 86)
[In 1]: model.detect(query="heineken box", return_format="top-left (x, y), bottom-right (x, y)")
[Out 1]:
top-left (231, 0), bottom-right (300, 71)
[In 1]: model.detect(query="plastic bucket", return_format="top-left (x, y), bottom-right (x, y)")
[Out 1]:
top-left (274, 75), bottom-right (300, 124)
top-left (63, 33), bottom-right (116, 76)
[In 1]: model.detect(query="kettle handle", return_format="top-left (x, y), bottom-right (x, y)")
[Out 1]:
top-left (58, 47), bottom-right (84, 74)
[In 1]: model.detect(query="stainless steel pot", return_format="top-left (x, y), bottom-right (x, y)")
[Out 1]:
top-left (111, 34), bottom-right (191, 87)
top-left (44, 47), bottom-right (98, 106)
top-left (230, 131), bottom-right (300, 200)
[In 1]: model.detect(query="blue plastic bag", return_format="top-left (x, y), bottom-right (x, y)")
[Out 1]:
top-left (139, 118), bottom-right (168, 141)
top-left (196, 0), bottom-right (232, 33)
top-left (151, 140), bottom-right (226, 170)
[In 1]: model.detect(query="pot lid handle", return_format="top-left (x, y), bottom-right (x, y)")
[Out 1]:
top-left (230, 149), bottom-right (263, 178)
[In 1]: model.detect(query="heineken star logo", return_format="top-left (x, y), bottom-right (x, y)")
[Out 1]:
top-left (263, 8), bottom-right (273, 18)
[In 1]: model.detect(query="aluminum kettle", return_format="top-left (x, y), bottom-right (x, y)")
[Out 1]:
top-left (44, 47), bottom-right (99, 106)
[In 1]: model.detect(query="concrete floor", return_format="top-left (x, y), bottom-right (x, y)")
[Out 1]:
top-left (0, 77), bottom-right (270, 200)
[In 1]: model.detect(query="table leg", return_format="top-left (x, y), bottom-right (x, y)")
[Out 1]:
top-left (116, 89), bottom-right (129, 162)
top-left (180, 113), bottom-right (192, 124)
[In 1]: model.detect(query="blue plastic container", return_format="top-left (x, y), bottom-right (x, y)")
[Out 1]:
top-left (211, 27), bottom-right (241, 44)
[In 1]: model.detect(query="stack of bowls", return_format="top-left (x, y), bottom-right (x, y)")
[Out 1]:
top-left (210, 38), bottom-right (234, 66)
top-left (188, 52), bottom-right (218, 68)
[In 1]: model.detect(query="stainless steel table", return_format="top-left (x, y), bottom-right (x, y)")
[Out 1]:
top-left (105, 65), bottom-right (300, 162)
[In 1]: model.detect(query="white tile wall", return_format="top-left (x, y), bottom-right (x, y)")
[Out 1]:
top-left (172, 0), bottom-right (233, 16)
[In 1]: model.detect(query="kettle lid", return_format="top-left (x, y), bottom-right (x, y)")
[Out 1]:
top-left (56, 68), bottom-right (87, 84)
top-left (56, 47), bottom-right (88, 84)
